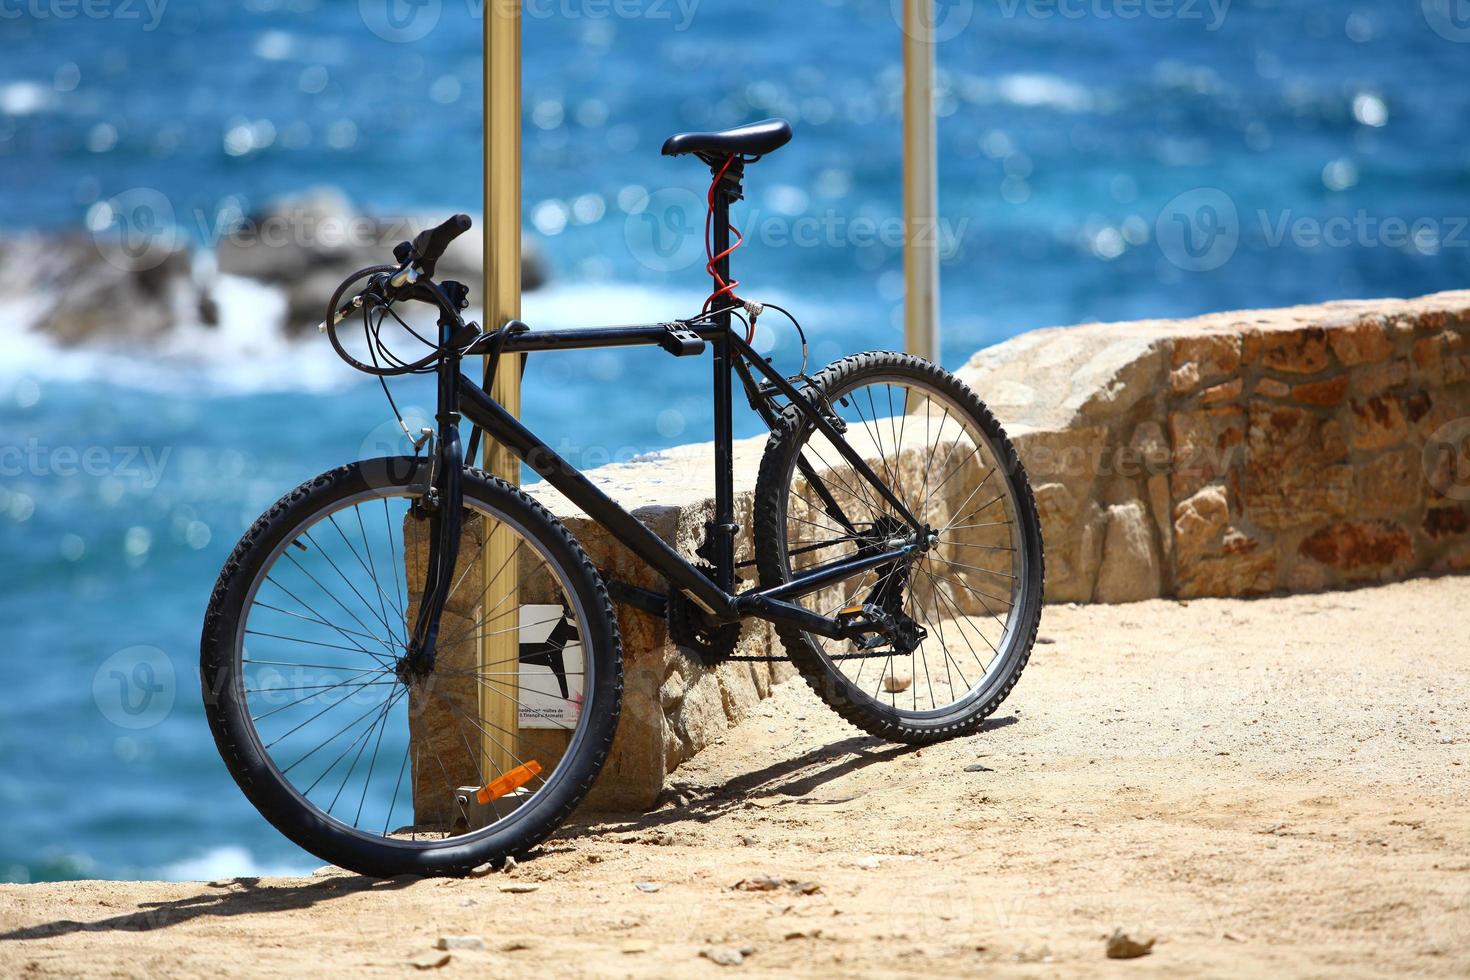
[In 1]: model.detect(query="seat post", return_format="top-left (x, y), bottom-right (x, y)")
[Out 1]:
top-left (708, 155), bottom-right (743, 596)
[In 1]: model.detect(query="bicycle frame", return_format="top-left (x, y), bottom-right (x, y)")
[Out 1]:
top-left (407, 157), bottom-right (927, 672)
top-left (463, 318), bottom-right (921, 617)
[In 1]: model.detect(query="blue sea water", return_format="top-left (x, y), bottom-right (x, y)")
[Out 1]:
top-left (1, 0), bottom-right (1468, 881)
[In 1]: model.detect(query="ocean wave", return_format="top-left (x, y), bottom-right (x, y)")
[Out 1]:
top-left (955, 71), bottom-right (1102, 114)
top-left (0, 276), bottom-right (867, 396)
top-left (159, 845), bottom-right (318, 882)
top-left (1, 274), bottom-right (355, 396)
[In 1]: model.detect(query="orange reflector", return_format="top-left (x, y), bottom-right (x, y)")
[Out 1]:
top-left (841, 604), bottom-right (864, 616)
top-left (476, 761), bottom-right (542, 805)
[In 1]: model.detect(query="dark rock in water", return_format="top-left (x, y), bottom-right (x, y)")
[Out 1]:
top-left (0, 231), bottom-right (214, 345)
top-left (214, 188), bottom-right (548, 335)
top-left (2, 187), bottom-right (546, 347)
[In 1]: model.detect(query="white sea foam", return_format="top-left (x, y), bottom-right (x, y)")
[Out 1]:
top-left (0, 276), bottom-right (863, 395)
top-left (0, 274), bottom-right (355, 395)
top-left (995, 73), bottom-right (1096, 112)
top-left (159, 844), bottom-right (317, 882)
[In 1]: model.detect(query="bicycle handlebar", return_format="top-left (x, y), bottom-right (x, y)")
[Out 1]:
top-left (319, 215), bottom-right (473, 333)
top-left (410, 213), bottom-right (472, 274)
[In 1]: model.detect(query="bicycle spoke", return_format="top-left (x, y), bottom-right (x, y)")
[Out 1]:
top-left (778, 373), bottom-right (1030, 717)
top-left (266, 572), bottom-right (397, 666)
top-left (250, 663), bottom-right (391, 723)
top-left (304, 527), bottom-right (404, 651)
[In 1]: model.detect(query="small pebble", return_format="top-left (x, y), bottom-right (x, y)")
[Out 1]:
top-left (435, 935), bottom-right (484, 951)
top-left (635, 881), bottom-right (661, 893)
top-left (700, 945), bottom-right (745, 966)
top-left (1105, 929), bottom-right (1155, 959)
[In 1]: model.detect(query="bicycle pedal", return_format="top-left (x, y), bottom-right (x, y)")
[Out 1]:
top-left (659, 322), bottom-right (706, 357)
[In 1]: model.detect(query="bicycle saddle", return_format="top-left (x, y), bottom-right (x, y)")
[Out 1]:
top-left (661, 118), bottom-right (792, 159)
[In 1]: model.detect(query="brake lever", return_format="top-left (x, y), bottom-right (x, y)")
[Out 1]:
top-left (317, 270), bottom-right (405, 333)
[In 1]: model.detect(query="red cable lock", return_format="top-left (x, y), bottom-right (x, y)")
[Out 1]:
top-left (702, 154), bottom-right (755, 342)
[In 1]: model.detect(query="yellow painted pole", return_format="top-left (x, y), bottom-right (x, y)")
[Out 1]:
top-left (903, 0), bottom-right (940, 363)
top-left (479, 0), bottom-right (522, 783)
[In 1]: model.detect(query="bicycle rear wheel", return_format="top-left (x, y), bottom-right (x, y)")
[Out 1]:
top-left (201, 458), bottom-right (621, 877)
top-left (753, 352), bottom-right (1043, 744)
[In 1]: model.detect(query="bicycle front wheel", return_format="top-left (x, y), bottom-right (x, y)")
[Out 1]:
top-left (753, 351), bottom-right (1044, 744)
top-left (201, 458), bottom-right (622, 877)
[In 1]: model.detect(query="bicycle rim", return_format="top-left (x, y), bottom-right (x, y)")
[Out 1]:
top-left (230, 482), bottom-right (597, 851)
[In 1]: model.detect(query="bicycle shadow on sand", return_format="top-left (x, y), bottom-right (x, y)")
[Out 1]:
top-left (570, 715), bottom-right (1017, 838)
top-left (0, 874), bottom-right (416, 942)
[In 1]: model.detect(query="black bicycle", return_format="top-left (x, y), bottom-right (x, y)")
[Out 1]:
top-left (201, 118), bottom-right (1044, 877)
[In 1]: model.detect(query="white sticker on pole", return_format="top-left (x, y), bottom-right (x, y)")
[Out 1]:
top-left (517, 605), bottom-right (585, 729)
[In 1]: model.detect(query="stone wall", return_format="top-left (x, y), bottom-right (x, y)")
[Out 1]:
top-left (959, 290), bottom-right (1470, 601)
top-left (515, 290), bottom-right (1470, 808)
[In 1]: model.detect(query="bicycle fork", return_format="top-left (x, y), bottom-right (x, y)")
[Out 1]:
top-left (403, 354), bottom-right (467, 682)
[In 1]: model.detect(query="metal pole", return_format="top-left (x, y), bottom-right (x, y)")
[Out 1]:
top-left (903, 0), bottom-right (940, 363)
top-left (479, 0), bottom-right (522, 783)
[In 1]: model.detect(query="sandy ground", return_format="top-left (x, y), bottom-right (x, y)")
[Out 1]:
top-left (3, 576), bottom-right (1468, 978)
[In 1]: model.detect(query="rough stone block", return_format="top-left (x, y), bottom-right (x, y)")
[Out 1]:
top-left (1328, 318), bottom-right (1394, 366)
top-left (1290, 375), bottom-right (1349, 407)
top-left (1423, 504), bottom-right (1470, 539)
top-left (1177, 550), bottom-right (1276, 598)
top-left (1093, 500), bottom-right (1160, 602)
top-left (1355, 448), bottom-right (1421, 515)
top-left (1201, 378), bottom-right (1244, 405)
top-left (1348, 394), bottom-right (1409, 452)
top-left (1242, 404), bottom-right (1351, 530)
top-left (1255, 326), bottom-right (1331, 374)
top-left (1351, 359), bottom-right (1409, 396)
top-left (1255, 377), bottom-right (1291, 399)
top-left (1173, 484), bottom-right (1230, 566)
top-left (1171, 334), bottom-right (1241, 387)
top-left (1298, 520), bottom-right (1414, 574)
top-left (1169, 406), bottom-right (1244, 499)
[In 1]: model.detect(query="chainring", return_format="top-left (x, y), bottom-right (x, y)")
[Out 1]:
top-left (667, 564), bottom-right (742, 667)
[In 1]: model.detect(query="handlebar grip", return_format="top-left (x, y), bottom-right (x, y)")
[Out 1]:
top-left (411, 213), bottom-right (472, 272)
